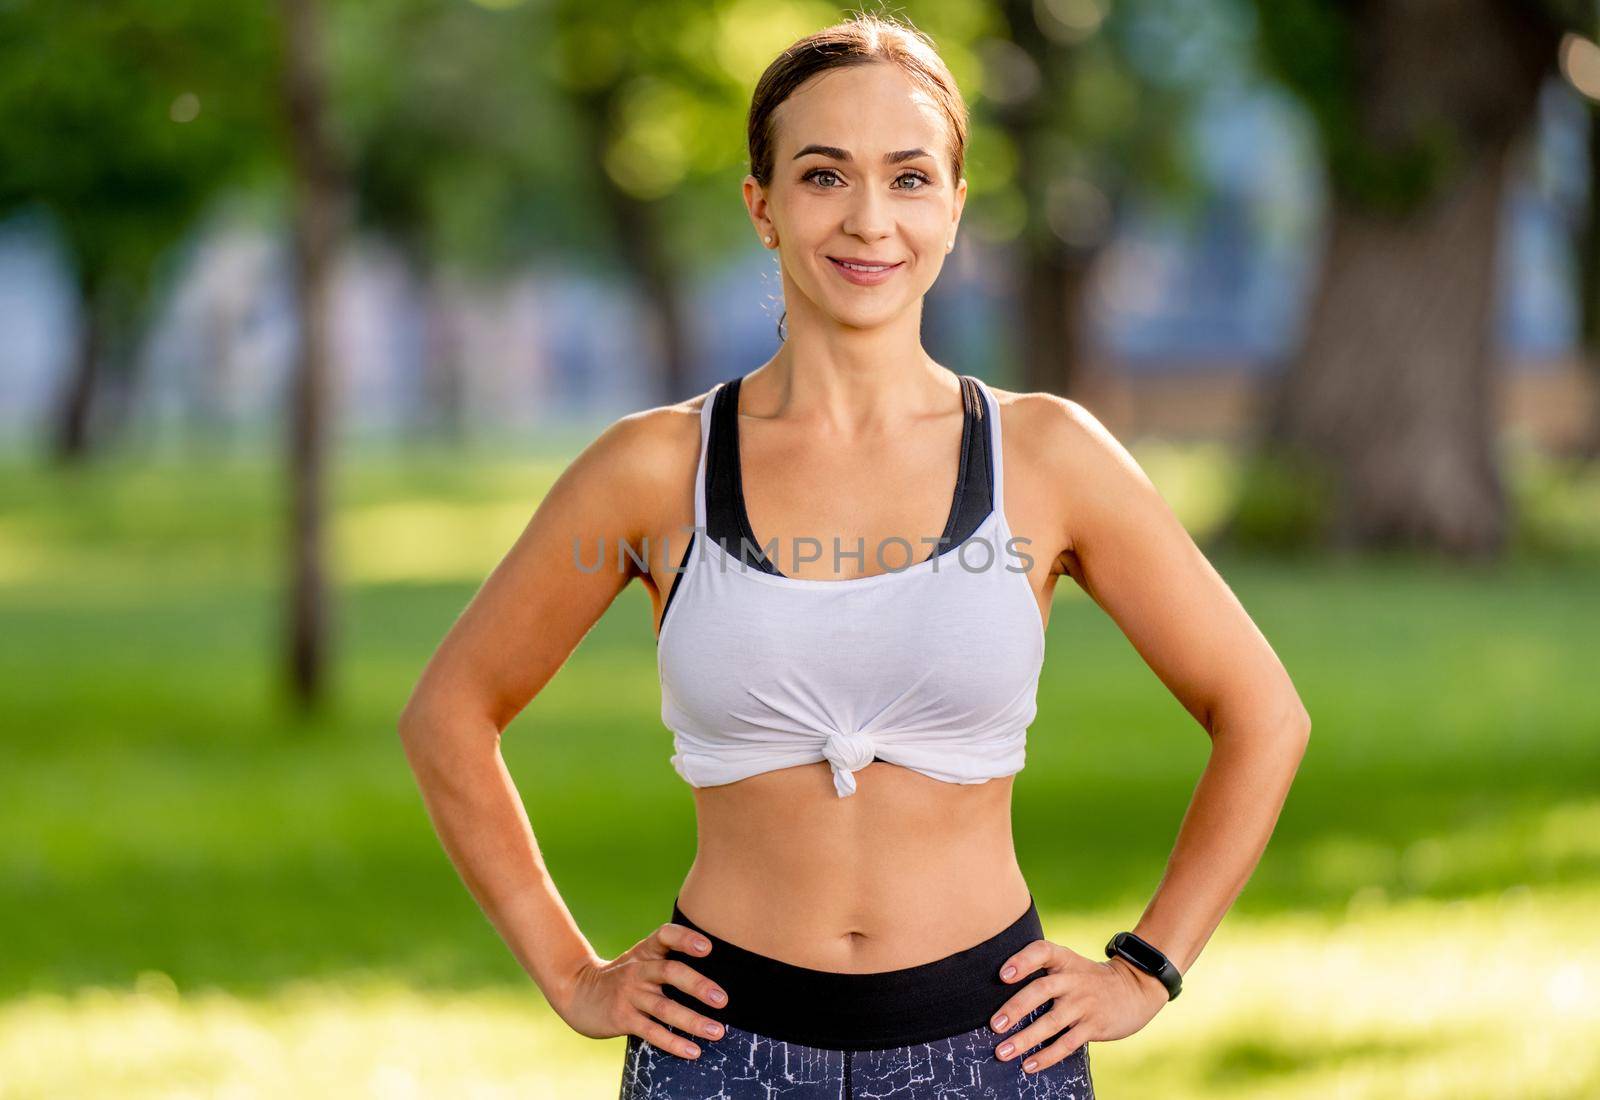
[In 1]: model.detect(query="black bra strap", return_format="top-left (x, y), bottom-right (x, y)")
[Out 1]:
top-left (706, 376), bottom-right (783, 574)
top-left (703, 374), bottom-right (994, 577)
top-left (946, 374), bottom-right (994, 551)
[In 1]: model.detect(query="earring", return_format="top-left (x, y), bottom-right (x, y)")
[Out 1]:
top-left (947, 239), bottom-right (955, 251)
top-left (764, 235), bottom-right (774, 246)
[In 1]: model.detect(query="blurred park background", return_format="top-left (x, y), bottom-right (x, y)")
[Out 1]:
top-left (3, 0), bottom-right (1599, 1096)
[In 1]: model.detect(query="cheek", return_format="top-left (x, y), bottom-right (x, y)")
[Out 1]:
top-left (909, 204), bottom-right (952, 238)
top-left (782, 191), bottom-right (836, 229)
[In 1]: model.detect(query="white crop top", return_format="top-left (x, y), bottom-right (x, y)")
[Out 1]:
top-left (655, 373), bottom-right (1046, 798)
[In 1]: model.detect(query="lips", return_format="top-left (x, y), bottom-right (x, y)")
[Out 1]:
top-left (827, 256), bottom-right (904, 285)
top-left (828, 257), bottom-right (900, 271)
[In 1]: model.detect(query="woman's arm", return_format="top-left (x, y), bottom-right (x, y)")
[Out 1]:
top-left (990, 394), bottom-right (1312, 1073)
top-left (396, 402), bottom-right (695, 1016)
top-left (1045, 394), bottom-right (1311, 981)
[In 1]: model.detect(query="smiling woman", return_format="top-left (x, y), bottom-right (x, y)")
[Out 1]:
top-left (396, 9), bottom-right (1310, 1100)
top-left (742, 21), bottom-right (968, 343)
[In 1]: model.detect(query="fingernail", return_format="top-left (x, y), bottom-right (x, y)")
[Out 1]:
top-left (694, 938), bottom-right (710, 952)
top-left (1023, 1059), bottom-right (1037, 1072)
top-left (710, 989), bottom-right (726, 1004)
top-left (1001, 966), bottom-right (1016, 980)
top-left (684, 1043), bottom-right (700, 1057)
top-left (992, 1014), bottom-right (1008, 1030)
top-left (998, 1042), bottom-right (1014, 1057)
top-left (704, 1023), bottom-right (721, 1038)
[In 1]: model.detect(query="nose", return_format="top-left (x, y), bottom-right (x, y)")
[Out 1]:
top-left (840, 185), bottom-right (893, 243)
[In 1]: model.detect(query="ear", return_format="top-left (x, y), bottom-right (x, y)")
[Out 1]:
top-left (743, 175), bottom-right (775, 245)
top-left (950, 175), bottom-right (967, 240)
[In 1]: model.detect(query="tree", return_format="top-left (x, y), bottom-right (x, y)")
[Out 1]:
top-left (1233, 0), bottom-right (1589, 555)
top-left (0, 0), bottom-right (273, 461)
top-left (985, 0), bottom-right (1201, 397)
top-left (277, 0), bottom-right (351, 709)
top-left (331, 0), bottom-right (555, 441)
top-left (1575, 49), bottom-right (1600, 461)
top-left (542, 0), bottom-right (749, 406)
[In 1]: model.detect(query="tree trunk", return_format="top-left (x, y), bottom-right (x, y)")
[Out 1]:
top-left (1262, 141), bottom-right (1518, 554)
top-left (571, 85), bottom-right (695, 407)
top-left (993, 0), bottom-right (1102, 398)
top-left (1019, 245), bottom-right (1094, 396)
top-left (422, 263), bottom-right (467, 443)
top-left (1246, 0), bottom-right (1560, 556)
top-left (401, 244), bottom-right (467, 443)
top-left (614, 190), bottom-right (694, 406)
top-left (1578, 103), bottom-right (1600, 461)
top-left (52, 280), bottom-right (106, 463)
top-left (278, 0), bottom-right (348, 711)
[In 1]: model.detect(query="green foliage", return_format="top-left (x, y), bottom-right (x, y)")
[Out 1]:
top-left (329, 0), bottom-right (580, 273)
top-left (1247, 1), bottom-right (1460, 213)
top-left (1225, 441), bottom-right (1336, 553)
top-left (1245, 0), bottom-right (1435, 213)
top-left (0, 0), bottom-right (275, 291)
top-left (0, 0), bottom-right (1249, 292)
top-left (1507, 444), bottom-right (1600, 561)
top-left (1247, 0), bottom-right (1592, 214)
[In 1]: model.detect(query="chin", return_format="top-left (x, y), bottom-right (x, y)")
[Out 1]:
top-left (829, 307), bottom-right (903, 332)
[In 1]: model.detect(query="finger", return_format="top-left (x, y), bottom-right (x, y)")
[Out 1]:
top-left (643, 957), bottom-right (729, 1010)
top-left (994, 999), bottom-right (1077, 1063)
top-left (629, 1011), bottom-right (704, 1060)
top-left (1019, 1025), bottom-right (1091, 1075)
top-left (634, 987), bottom-right (728, 1045)
top-left (996, 938), bottom-right (1059, 985)
top-left (988, 972), bottom-right (1065, 1035)
top-left (651, 922), bottom-right (714, 960)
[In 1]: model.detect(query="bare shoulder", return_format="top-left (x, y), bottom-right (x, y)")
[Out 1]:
top-left (983, 384), bottom-right (1164, 555)
top-left (983, 384), bottom-right (1137, 482)
top-left (559, 388), bottom-right (710, 522)
top-left (585, 389), bottom-right (707, 472)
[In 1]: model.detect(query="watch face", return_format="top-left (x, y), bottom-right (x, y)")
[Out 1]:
top-left (1116, 935), bottom-right (1166, 973)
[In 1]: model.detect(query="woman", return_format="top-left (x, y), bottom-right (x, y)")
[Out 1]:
top-left (398, 13), bottom-right (1311, 1098)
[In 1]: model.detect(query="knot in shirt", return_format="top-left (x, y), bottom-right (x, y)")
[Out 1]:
top-left (821, 729), bottom-right (875, 798)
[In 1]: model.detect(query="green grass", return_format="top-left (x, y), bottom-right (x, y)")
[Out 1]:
top-left (1, 442), bottom-right (1597, 1098)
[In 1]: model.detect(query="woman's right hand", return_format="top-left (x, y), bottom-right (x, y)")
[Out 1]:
top-left (557, 922), bottom-right (730, 1059)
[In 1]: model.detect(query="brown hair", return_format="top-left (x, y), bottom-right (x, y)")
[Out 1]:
top-left (746, 11), bottom-right (969, 190)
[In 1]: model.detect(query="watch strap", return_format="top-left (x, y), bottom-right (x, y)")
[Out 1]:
top-left (1104, 931), bottom-right (1183, 1001)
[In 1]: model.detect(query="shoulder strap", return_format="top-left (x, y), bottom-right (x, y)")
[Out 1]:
top-left (940, 376), bottom-right (994, 547)
top-left (705, 376), bottom-right (783, 574)
top-left (692, 382), bottom-right (720, 532)
top-left (971, 376), bottom-right (1005, 516)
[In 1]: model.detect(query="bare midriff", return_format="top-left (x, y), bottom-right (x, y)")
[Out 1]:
top-left (675, 758), bottom-right (1032, 973)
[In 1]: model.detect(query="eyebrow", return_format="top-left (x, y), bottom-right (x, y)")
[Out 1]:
top-left (791, 144), bottom-right (934, 165)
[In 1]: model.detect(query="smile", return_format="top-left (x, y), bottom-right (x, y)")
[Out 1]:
top-left (827, 257), bottom-right (904, 284)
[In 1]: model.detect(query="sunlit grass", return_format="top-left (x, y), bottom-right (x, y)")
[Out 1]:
top-left (1, 444), bottom-right (1597, 1097)
top-left (3, 885), bottom-right (1594, 1099)
top-left (1090, 883), bottom-right (1600, 1099)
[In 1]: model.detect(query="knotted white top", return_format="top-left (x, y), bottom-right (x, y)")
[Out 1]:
top-left (657, 376), bottom-right (1046, 798)
top-left (820, 729), bottom-right (877, 797)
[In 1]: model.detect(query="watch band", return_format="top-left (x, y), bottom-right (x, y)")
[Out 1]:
top-left (1104, 931), bottom-right (1183, 1001)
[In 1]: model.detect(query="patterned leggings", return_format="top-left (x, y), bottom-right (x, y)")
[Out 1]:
top-left (618, 1003), bottom-right (1094, 1098)
top-left (617, 893), bottom-right (1095, 1098)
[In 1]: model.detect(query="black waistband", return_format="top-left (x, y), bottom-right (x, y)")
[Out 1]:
top-left (660, 894), bottom-right (1043, 1050)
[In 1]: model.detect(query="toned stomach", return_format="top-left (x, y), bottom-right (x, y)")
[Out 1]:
top-left (675, 758), bottom-right (1032, 973)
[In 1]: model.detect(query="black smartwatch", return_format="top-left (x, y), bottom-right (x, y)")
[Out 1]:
top-left (1104, 931), bottom-right (1183, 1001)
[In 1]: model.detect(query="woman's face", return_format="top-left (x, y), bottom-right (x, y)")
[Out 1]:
top-left (745, 61), bottom-right (966, 335)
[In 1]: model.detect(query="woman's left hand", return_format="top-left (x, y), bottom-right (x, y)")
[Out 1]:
top-left (988, 937), bottom-right (1171, 1074)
